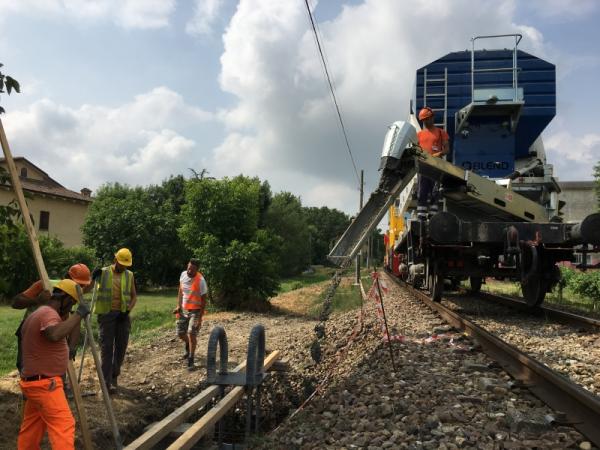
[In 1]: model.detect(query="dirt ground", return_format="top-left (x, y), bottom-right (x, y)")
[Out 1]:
top-left (0, 280), bottom-right (335, 449)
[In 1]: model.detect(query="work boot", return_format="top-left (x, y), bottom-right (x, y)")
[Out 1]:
top-left (109, 377), bottom-right (118, 394)
top-left (187, 356), bottom-right (194, 371)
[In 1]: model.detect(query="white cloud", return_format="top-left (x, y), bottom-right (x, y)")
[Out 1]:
top-left (116, 0), bottom-right (176, 29)
top-left (0, 0), bottom-right (176, 29)
top-left (544, 131), bottom-right (600, 180)
top-left (3, 87), bottom-right (213, 190)
top-left (210, 0), bottom-right (550, 213)
top-left (186, 0), bottom-right (225, 36)
top-left (525, 0), bottom-right (598, 20)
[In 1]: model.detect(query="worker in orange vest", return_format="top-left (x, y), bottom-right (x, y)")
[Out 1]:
top-left (417, 106), bottom-right (449, 220)
top-left (12, 263), bottom-right (92, 373)
top-left (17, 279), bottom-right (90, 450)
top-left (173, 258), bottom-right (208, 371)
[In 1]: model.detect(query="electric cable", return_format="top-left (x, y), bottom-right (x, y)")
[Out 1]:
top-left (303, 0), bottom-right (361, 188)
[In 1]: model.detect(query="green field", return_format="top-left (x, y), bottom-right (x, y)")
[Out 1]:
top-left (0, 306), bottom-right (24, 377)
top-left (278, 266), bottom-right (334, 293)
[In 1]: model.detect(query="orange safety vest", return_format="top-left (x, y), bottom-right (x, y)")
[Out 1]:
top-left (181, 273), bottom-right (205, 311)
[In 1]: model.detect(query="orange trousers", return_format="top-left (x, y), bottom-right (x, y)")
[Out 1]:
top-left (18, 377), bottom-right (75, 450)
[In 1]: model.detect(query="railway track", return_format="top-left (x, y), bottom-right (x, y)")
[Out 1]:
top-left (474, 291), bottom-right (600, 331)
top-left (383, 271), bottom-right (600, 448)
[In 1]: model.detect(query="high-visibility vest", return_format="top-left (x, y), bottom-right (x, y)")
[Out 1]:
top-left (181, 273), bottom-right (205, 310)
top-left (93, 266), bottom-right (132, 314)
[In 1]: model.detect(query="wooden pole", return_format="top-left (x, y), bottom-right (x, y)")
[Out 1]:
top-left (356, 169), bottom-right (364, 284)
top-left (0, 118), bottom-right (93, 450)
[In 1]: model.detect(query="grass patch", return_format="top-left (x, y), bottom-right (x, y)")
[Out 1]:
top-left (309, 278), bottom-right (363, 317)
top-left (480, 278), bottom-right (597, 313)
top-left (0, 306), bottom-right (24, 377)
top-left (278, 266), bottom-right (334, 293)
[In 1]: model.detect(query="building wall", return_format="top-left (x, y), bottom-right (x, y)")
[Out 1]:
top-left (11, 160), bottom-right (47, 182)
top-left (559, 182), bottom-right (596, 222)
top-left (0, 188), bottom-right (89, 247)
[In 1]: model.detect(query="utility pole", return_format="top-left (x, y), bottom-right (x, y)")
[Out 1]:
top-left (356, 170), bottom-right (364, 284)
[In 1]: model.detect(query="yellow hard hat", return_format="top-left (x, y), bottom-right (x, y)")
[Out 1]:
top-left (55, 279), bottom-right (79, 303)
top-left (115, 248), bottom-right (133, 267)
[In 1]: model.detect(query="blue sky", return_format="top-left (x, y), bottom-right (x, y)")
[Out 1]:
top-left (1, 0), bottom-right (599, 214)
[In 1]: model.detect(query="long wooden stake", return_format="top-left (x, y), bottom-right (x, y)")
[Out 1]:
top-left (83, 312), bottom-right (123, 449)
top-left (374, 270), bottom-right (397, 372)
top-left (0, 118), bottom-right (93, 450)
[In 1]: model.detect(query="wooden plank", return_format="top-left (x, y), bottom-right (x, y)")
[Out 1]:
top-left (167, 387), bottom-right (244, 450)
top-left (167, 351), bottom-right (280, 450)
top-left (0, 118), bottom-right (94, 450)
top-left (271, 359), bottom-right (290, 372)
top-left (126, 351), bottom-right (280, 450)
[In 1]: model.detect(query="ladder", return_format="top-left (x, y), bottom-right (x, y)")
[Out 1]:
top-left (423, 67), bottom-right (448, 130)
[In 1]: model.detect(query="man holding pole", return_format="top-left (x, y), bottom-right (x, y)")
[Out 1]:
top-left (93, 248), bottom-right (137, 393)
top-left (17, 279), bottom-right (90, 450)
top-left (12, 263), bottom-right (92, 374)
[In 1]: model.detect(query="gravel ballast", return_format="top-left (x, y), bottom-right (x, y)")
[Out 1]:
top-left (259, 273), bottom-right (594, 449)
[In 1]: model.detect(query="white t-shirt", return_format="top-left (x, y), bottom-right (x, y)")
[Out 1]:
top-left (179, 272), bottom-right (208, 303)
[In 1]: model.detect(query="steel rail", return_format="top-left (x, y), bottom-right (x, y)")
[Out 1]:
top-left (474, 291), bottom-right (600, 330)
top-left (382, 272), bottom-right (600, 447)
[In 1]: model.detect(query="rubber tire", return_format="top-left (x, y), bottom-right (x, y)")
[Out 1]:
top-left (429, 271), bottom-right (443, 302)
top-left (521, 275), bottom-right (547, 308)
top-left (469, 276), bottom-right (482, 293)
top-left (520, 245), bottom-right (546, 308)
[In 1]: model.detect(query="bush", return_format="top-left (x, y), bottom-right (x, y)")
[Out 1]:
top-left (570, 270), bottom-right (600, 302)
top-left (0, 224), bottom-right (99, 302)
top-left (179, 176), bottom-right (281, 310)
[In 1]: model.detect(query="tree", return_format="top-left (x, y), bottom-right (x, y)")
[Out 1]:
top-left (304, 206), bottom-right (350, 265)
top-left (179, 176), bottom-right (281, 309)
top-left (265, 192), bottom-right (310, 277)
top-left (0, 63), bottom-right (20, 114)
top-left (82, 179), bottom-right (187, 286)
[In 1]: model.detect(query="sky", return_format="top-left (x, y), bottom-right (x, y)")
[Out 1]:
top-left (1, 0), bottom-right (599, 215)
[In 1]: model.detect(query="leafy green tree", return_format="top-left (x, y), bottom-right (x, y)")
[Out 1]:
top-left (0, 225), bottom-right (98, 302)
top-left (179, 176), bottom-right (281, 309)
top-left (265, 192), bottom-right (310, 277)
top-left (304, 206), bottom-right (350, 265)
top-left (82, 179), bottom-right (187, 286)
top-left (0, 63), bottom-right (20, 114)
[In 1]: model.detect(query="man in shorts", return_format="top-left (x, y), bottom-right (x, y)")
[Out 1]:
top-left (174, 259), bottom-right (208, 370)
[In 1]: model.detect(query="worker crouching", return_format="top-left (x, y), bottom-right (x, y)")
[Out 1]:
top-left (18, 279), bottom-right (90, 450)
top-left (174, 258), bottom-right (208, 371)
top-left (93, 248), bottom-right (137, 394)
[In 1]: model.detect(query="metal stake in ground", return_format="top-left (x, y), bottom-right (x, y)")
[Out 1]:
top-left (374, 269), bottom-right (397, 372)
top-left (77, 286), bottom-right (98, 384)
top-left (0, 118), bottom-right (93, 450)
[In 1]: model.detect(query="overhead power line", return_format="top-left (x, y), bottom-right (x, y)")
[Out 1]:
top-left (303, 0), bottom-right (361, 187)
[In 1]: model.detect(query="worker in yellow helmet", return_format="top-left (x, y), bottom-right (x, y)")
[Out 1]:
top-left (92, 248), bottom-right (137, 394)
top-left (17, 279), bottom-right (90, 450)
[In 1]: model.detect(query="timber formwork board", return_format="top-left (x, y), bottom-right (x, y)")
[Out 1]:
top-left (125, 351), bottom-right (280, 450)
